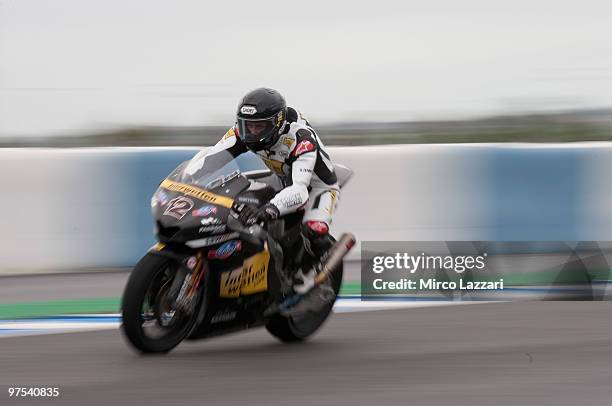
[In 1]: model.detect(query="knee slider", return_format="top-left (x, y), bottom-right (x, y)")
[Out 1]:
top-left (301, 221), bottom-right (332, 257)
top-left (302, 221), bottom-right (329, 238)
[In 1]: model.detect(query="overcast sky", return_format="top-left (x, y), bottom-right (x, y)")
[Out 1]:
top-left (1, 0), bottom-right (612, 136)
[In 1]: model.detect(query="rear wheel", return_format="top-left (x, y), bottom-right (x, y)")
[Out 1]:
top-left (121, 254), bottom-right (201, 353)
top-left (265, 261), bottom-right (343, 342)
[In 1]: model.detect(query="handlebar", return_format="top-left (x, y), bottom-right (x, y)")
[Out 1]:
top-left (226, 215), bottom-right (269, 245)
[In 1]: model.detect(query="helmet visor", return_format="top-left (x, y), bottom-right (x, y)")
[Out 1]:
top-left (237, 116), bottom-right (278, 148)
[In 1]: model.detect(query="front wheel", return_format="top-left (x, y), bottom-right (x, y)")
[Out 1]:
top-left (121, 254), bottom-right (201, 353)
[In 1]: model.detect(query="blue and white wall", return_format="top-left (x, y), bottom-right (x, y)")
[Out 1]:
top-left (1, 143), bottom-right (611, 273)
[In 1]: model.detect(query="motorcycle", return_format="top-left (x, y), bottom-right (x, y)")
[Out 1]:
top-left (121, 149), bottom-right (355, 353)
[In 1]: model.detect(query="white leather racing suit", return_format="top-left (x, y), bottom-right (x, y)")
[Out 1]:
top-left (209, 107), bottom-right (340, 233)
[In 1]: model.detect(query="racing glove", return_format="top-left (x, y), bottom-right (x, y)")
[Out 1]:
top-left (231, 202), bottom-right (259, 226)
top-left (231, 202), bottom-right (280, 226)
top-left (256, 203), bottom-right (280, 223)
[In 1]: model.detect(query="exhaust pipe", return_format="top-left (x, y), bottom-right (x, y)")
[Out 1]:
top-left (314, 233), bottom-right (356, 285)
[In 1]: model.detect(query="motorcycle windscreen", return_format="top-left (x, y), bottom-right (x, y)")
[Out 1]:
top-left (168, 149), bottom-right (268, 192)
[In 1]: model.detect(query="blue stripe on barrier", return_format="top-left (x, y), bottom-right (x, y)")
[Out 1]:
top-left (489, 146), bottom-right (585, 242)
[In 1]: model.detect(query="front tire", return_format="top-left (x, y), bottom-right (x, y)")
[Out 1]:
top-left (121, 254), bottom-right (200, 353)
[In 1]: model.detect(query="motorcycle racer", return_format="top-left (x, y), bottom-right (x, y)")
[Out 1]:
top-left (208, 88), bottom-right (340, 294)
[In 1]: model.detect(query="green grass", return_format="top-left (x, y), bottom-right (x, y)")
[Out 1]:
top-left (339, 281), bottom-right (360, 295)
top-left (0, 298), bottom-right (121, 320)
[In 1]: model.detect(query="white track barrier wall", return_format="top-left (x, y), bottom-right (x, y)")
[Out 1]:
top-left (1, 143), bottom-right (611, 274)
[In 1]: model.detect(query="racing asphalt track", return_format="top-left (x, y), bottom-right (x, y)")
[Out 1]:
top-left (3, 301), bottom-right (612, 406)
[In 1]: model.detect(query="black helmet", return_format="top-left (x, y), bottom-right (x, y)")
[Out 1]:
top-left (236, 88), bottom-right (286, 151)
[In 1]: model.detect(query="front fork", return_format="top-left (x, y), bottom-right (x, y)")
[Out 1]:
top-left (167, 251), bottom-right (206, 315)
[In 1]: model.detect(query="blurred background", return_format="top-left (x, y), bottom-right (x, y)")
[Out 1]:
top-left (4, 2), bottom-right (612, 405)
top-left (1, 0), bottom-right (612, 146)
top-left (2, 0), bottom-right (612, 295)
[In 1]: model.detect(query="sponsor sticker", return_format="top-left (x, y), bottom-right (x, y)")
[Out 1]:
top-left (293, 140), bottom-right (315, 156)
top-left (240, 250), bottom-right (270, 295)
top-left (192, 205), bottom-right (218, 217)
top-left (185, 233), bottom-right (240, 248)
top-left (326, 189), bottom-right (339, 215)
top-left (186, 256), bottom-right (197, 269)
top-left (240, 105), bottom-right (257, 115)
top-left (261, 157), bottom-right (284, 174)
top-left (200, 217), bottom-right (221, 225)
top-left (219, 268), bottom-right (243, 298)
top-left (160, 179), bottom-right (234, 208)
top-left (157, 190), bottom-right (169, 205)
top-left (198, 225), bottom-right (226, 234)
top-left (219, 250), bottom-right (270, 297)
top-left (276, 193), bottom-right (302, 208)
top-left (223, 127), bottom-right (236, 139)
top-left (208, 240), bottom-right (242, 260)
top-left (151, 190), bottom-right (170, 208)
top-left (211, 310), bottom-right (237, 324)
top-left (237, 196), bottom-right (260, 205)
top-left (276, 110), bottom-right (284, 127)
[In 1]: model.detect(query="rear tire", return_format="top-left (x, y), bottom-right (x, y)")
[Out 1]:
top-left (265, 263), bottom-right (343, 342)
top-left (121, 254), bottom-right (201, 353)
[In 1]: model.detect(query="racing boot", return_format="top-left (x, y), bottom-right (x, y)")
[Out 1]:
top-left (292, 221), bottom-right (334, 291)
top-left (280, 221), bottom-right (337, 316)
